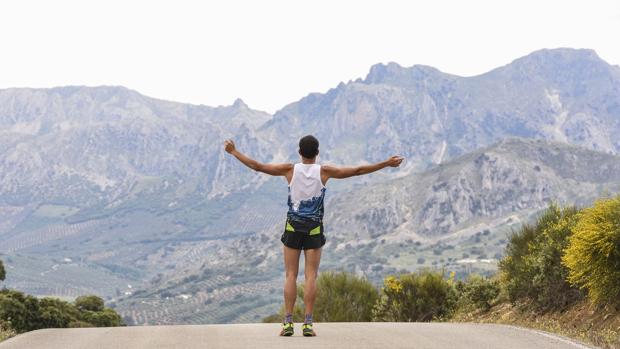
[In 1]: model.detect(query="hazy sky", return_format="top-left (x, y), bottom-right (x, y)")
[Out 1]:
top-left (1, 0), bottom-right (618, 113)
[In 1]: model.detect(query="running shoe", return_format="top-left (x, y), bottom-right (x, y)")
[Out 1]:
top-left (302, 323), bottom-right (316, 337)
top-left (280, 322), bottom-right (294, 336)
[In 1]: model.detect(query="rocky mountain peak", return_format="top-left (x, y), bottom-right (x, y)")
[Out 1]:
top-left (232, 98), bottom-right (249, 109)
top-left (365, 62), bottom-right (405, 83)
top-left (364, 62), bottom-right (447, 85)
top-left (519, 47), bottom-right (602, 64)
top-left (488, 48), bottom-right (614, 83)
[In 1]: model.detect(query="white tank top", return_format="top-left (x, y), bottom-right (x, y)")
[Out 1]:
top-left (286, 163), bottom-right (326, 222)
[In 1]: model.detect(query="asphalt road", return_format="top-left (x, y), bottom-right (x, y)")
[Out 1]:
top-left (0, 323), bottom-right (595, 349)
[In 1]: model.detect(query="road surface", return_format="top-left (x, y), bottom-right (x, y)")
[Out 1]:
top-left (0, 322), bottom-right (595, 349)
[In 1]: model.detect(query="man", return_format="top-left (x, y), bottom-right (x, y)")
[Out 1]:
top-left (224, 135), bottom-right (404, 337)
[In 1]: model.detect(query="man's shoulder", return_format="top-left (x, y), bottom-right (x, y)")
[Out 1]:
top-left (320, 164), bottom-right (339, 172)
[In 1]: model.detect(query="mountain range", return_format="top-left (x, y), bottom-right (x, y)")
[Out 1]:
top-left (0, 48), bottom-right (619, 324)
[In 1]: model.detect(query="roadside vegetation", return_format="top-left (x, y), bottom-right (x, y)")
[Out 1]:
top-left (264, 196), bottom-right (620, 348)
top-left (0, 259), bottom-right (124, 342)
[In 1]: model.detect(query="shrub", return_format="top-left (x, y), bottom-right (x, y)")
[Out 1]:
top-left (0, 319), bottom-right (16, 342)
top-left (68, 320), bottom-right (95, 328)
top-left (38, 297), bottom-right (81, 328)
top-left (372, 270), bottom-right (457, 322)
top-left (455, 274), bottom-right (500, 311)
top-left (261, 303), bottom-right (304, 323)
top-left (499, 204), bottom-right (581, 309)
top-left (0, 290), bottom-right (41, 332)
top-left (81, 308), bottom-right (123, 327)
top-left (262, 271), bottom-right (378, 323)
top-left (75, 295), bottom-right (104, 312)
top-left (0, 290), bottom-right (123, 333)
top-left (0, 296), bottom-right (28, 332)
top-left (563, 196), bottom-right (620, 305)
top-left (261, 313), bottom-right (282, 323)
top-left (499, 223), bottom-right (536, 302)
top-left (300, 271), bottom-right (378, 322)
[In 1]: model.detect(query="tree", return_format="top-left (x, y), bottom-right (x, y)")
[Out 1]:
top-left (75, 295), bottom-right (104, 312)
top-left (38, 297), bottom-right (81, 329)
top-left (0, 260), bottom-right (5, 282)
top-left (0, 288), bottom-right (124, 332)
top-left (0, 289), bottom-right (40, 332)
top-left (0, 296), bottom-right (27, 332)
top-left (80, 308), bottom-right (123, 327)
top-left (563, 196), bottom-right (620, 305)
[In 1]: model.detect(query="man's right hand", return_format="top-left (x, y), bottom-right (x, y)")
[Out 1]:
top-left (386, 155), bottom-right (404, 167)
top-left (224, 139), bottom-right (236, 154)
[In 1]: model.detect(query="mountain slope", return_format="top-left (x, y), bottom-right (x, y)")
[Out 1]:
top-left (112, 138), bottom-right (620, 324)
top-left (325, 138), bottom-right (620, 244)
top-left (0, 86), bottom-right (273, 208)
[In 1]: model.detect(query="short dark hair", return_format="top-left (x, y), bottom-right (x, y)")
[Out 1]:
top-left (299, 135), bottom-right (319, 159)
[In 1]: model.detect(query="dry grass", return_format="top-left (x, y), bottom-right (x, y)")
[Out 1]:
top-left (452, 301), bottom-right (620, 348)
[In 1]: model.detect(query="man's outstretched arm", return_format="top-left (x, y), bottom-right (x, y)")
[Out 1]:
top-left (224, 139), bottom-right (293, 176)
top-left (321, 156), bottom-right (404, 183)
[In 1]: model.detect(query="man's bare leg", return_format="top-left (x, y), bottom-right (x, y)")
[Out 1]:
top-left (303, 247), bottom-right (322, 323)
top-left (283, 245), bottom-right (301, 319)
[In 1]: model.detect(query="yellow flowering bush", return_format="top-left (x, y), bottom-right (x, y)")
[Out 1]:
top-left (384, 276), bottom-right (403, 293)
top-left (563, 196), bottom-right (620, 305)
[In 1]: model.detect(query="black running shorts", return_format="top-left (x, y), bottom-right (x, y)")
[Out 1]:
top-left (280, 216), bottom-right (326, 250)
